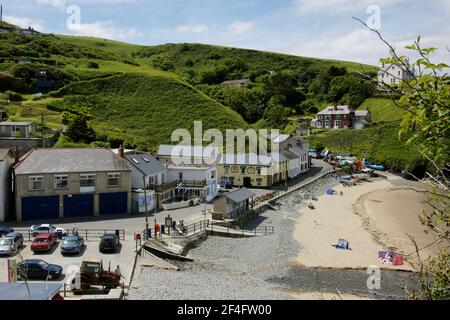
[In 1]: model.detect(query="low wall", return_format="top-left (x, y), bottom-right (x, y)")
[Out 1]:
top-left (0, 132), bottom-right (59, 156)
top-left (162, 198), bottom-right (199, 211)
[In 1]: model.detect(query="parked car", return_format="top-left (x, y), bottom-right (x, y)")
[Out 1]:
top-left (220, 179), bottom-right (233, 189)
top-left (31, 233), bottom-right (57, 253)
top-left (0, 226), bottom-right (14, 237)
top-left (61, 235), bottom-right (84, 255)
top-left (17, 259), bottom-right (63, 280)
top-left (0, 232), bottom-right (24, 255)
top-left (30, 224), bottom-right (66, 238)
top-left (99, 234), bottom-right (120, 253)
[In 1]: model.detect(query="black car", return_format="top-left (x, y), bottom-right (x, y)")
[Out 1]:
top-left (99, 234), bottom-right (120, 253)
top-left (16, 259), bottom-right (63, 280)
top-left (0, 226), bottom-right (14, 237)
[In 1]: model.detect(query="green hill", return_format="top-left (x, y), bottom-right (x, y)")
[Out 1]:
top-left (0, 31), bottom-right (378, 150)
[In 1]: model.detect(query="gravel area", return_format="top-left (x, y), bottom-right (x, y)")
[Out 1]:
top-left (129, 170), bottom-right (418, 300)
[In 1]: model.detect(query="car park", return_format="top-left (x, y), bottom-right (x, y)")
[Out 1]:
top-left (99, 234), bottom-right (120, 253)
top-left (0, 233), bottom-right (24, 255)
top-left (0, 227), bottom-right (14, 237)
top-left (30, 224), bottom-right (66, 239)
top-left (61, 235), bottom-right (85, 255)
top-left (16, 259), bottom-right (63, 280)
top-left (31, 233), bottom-right (57, 253)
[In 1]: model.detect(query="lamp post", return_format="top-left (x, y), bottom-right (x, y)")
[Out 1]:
top-left (143, 176), bottom-right (149, 240)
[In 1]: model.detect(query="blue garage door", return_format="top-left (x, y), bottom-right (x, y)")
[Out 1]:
top-left (99, 192), bottom-right (128, 216)
top-left (63, 194), bottom-right (94, 218)
top-left (21, 196), bottom-right (60, 221)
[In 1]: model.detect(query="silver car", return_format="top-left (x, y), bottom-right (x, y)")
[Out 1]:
top-left (0, 233), bottom-right (24, 255)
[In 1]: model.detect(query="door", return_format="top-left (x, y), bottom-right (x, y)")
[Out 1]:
top-left (63, 194), bottom-right (94, 218)
top-left (21, 195), bottom-right (59, 221)
top-left (99, 192), bottom-right (128, 216)
top-left (243, 177), bottom-right (252, 188)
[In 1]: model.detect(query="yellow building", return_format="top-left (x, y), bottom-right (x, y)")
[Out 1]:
top-left (218, 153), bottom-right (289, 188)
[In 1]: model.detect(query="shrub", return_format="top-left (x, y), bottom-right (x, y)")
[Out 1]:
top-left (86, 61), bottom-right (99, 69)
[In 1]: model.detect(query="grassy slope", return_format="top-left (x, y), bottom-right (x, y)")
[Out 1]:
top-left (358, 98), bottom-right (406, 122)
top-left (52, 73), bottom-right (248, 149)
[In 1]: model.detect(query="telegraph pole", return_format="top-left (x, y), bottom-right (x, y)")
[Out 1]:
top-left (143, 176), bottom-right (149, 240)
top-left (1, 4), bottom-right (3, 22)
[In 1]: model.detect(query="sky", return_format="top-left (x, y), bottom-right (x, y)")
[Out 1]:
top-left (2, 0), bottom-right (450, 66)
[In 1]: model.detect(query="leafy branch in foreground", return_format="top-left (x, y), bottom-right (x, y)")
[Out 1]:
top-left (354, 17), bottom-right (449, 300)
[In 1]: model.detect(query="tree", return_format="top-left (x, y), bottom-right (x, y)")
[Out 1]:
top-left (263, 95), bottom-right (289, 128)
top-left (65, 114), bottom-right (96, 143)
top-left (354, 17), bottom-right (449, 300)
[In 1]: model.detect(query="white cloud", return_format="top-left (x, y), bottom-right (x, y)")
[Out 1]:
top-left (173, 24), bottom-right (209, 34)
top-left (225, 21), bottom-right (255, 36)
top-left (3, 15), bottom-right (46, 31)
top-left (35, 0), bottom-right (66, 9)
top-left (293, 0), bottom-right (406, 14)
top-left (286, 27), bottom-right (450, 66)
top-left (67, 21), bottom-right (142, 40)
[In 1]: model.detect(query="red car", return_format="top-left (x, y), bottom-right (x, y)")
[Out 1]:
top-left (31, 233), bottom-right (57, 253)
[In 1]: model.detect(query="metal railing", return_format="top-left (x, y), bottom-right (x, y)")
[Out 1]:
top-left (12, 228), bottom-right (126, 242)
top-left (209, 222), bottom-right (275, 236)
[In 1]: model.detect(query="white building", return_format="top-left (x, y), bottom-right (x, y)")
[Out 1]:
top-left (157, 145), bottom-right (219, 202)
top-left (0, 149), bottom-right (15, 221)
top-left (271, 133), bottom-right (310, 179)
top-left (378, 63), bottom-right (414, 86)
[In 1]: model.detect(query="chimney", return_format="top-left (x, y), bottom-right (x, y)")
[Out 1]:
top-left (333, 103), bottom-right (338, 112)
top-left (118, 145), bottom-right (125, 158)
top-left (14, 146), bottom-right (20, 164)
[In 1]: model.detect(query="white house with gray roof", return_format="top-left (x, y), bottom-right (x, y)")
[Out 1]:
top-left (378, 63), bottom-right (414, 86)
top-left (157, 145), bottom-right (219, 202)
top-left (0, 121), bottom-right (36, 138)
top-left (13, 148), bottom-right (131, 222)
top-left (123, 151), bottom-right (177, 212)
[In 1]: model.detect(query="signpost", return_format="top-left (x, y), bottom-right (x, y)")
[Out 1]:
top-left (7, 259), bottom-right (17, 283)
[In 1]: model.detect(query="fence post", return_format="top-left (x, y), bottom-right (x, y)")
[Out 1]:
top-left (265, 226), bottom-right (267, 236)
top-left (86, 230), bottom-right (88, 241)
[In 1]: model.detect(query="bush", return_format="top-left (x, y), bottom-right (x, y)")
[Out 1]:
top-left (86, 61), bottom-right (99, 69)
top-left (5, 91), bottom-right (23, 102)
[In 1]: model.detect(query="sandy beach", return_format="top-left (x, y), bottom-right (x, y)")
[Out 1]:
top-left (292, 175), bottom-right (438, 271)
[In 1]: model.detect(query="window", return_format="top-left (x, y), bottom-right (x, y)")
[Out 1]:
top-left (28, 176), bottom-right (44, 191)
top-left (54, 175), bottom-right (68, 189)
top-left (256, 167), bottom-right (261, 175)
top-left (335, 120), bottom-right (341, 129)
top-left (107, 173), bottom-right (120, 186)
top-left (211, 170), bottom-right (216, 179)
top-left (241, 166), bottom-right (246, 174)
top-left (80, 174), bottom-right (95, 187)
top-left (224, 166), bottom-right (230, 174)
top-left (179, 172), bottom-right (183, 181)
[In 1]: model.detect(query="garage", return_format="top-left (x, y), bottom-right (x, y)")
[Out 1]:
top-left (21, 195), bottom-right (60, 221)
top-left (99, 192), bottom-right (128, 216)
top-left (63, 194), bottom-right (94, 218)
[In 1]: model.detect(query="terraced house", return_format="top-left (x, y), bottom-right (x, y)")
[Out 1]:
top-left (13, 148), bottom-right (131, 222)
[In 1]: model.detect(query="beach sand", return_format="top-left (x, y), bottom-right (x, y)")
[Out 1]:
top-left (292, 176), bottom-right (438, 271)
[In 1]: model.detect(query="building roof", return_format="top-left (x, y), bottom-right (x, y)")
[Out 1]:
top-left (225, 187), bottom-right (256, 203)
top-left (0, 148), bottom-right (12, 161)
top-left (354, 110), bottom-right (370, 117)
top-left (219, 153), bottom-right (272, 166)
top-left (158, 145), bottom-right (220, 159)
top-left (317, 105), bottom-right (354, 116)
top-left (0, 282), bottom-right (62, 300)
top-left (0, 121), bottom-right (33, 126)
top-left (270, 133), bottom-right (291, 144)
top-left (14, 148), bottom-right (131, 175)
top-left (125, 152), bottom-right (166, 176)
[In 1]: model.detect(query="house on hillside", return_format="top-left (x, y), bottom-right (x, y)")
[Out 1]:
top-left (157, 145), bottom-right (219, 203)
top-left (310, 105), bottom-right (371, 130)
top-left (221, 79), bottom-right (251, 88)
top-left (13, 148), bottom-right (132, 222)
top-left (0, 148), bottom-right (14, 222)
top-left (378, 62), bottom-right (414, 86)
top-left (0, 122), bottom-right (36, 138)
